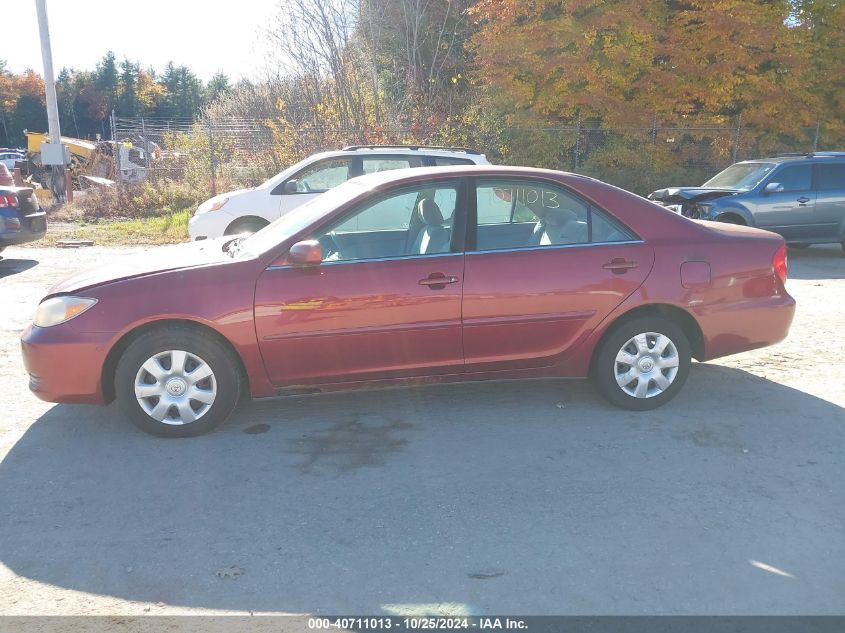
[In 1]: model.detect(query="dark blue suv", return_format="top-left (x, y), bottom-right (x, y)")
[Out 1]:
top-left (650, 152), bottom-right (845, 252)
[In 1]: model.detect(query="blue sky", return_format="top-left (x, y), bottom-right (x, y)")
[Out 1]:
top-left (5, 0), bottom-right (278, 81)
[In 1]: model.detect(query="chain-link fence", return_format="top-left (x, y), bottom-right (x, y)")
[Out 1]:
top-left (108, 114), bottom-right (836, 197)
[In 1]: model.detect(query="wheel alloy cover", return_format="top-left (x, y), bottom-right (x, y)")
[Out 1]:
top-left (134, 350), bottom-right (217, 425)
top-left (614, 332), bottom-right (680, 399)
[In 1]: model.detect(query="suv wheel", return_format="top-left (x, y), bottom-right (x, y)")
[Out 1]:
top-left (115, 326), bottom-right (242, 437)
top-left (592, 316), bottom-right (691, 410)
top-left (225, 217), bottom-right (269, 235)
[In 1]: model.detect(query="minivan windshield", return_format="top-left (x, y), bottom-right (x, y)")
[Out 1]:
top-left (237, 180), bottom-right (368, 257)
top-left (702, 162), bottom-right (775, 191)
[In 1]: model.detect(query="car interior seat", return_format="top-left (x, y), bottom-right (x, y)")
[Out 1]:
top-left (411, 198), bottom-right (451, 254)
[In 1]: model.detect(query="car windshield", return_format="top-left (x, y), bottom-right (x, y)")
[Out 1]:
top-left (236, 180), bottom-right (368, 257)
top-left (702, 162), bottom-right (775, 190)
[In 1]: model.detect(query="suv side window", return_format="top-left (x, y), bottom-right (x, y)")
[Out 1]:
top-left (432, 157), bottom-right (475, 166)
top-left (361, 157), bottom-right (420, 174)
top-left (771, 165), bottom-right (812, 192)
top-left (474, 179), bottom-right (633, 251)
top-left (291, 158), bottom-right (352, 193)
top-left (814, 163), bottom-right (845, 191)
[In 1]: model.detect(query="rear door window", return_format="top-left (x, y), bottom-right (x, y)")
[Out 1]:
top-left (361, 156), bottom-right (421, 174)
top-left (473, 179), bottom-right (633, 251)
top-left (813, 163), bottom-right (845, 191)
top-left (431, 157), bottom-right (475, 166)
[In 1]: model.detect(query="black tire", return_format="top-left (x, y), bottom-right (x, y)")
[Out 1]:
top-left (115, 325), bottom-right (242, 437)
top-left (715, 214), bottom-right (745, 225)
top-left (591, 316), bottom-right (692, 411)
top-left (224, 217), bottom-right (269, 236)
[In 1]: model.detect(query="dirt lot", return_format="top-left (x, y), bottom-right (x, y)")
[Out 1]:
top-left (0, 244), bottom-right (843, 615)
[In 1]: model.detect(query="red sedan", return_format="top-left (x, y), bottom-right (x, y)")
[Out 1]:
top-left (21, 166), bottom-right (795, 436)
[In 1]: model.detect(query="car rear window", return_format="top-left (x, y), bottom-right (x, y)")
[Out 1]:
top-left (814, 163), bottom-right (845, 191)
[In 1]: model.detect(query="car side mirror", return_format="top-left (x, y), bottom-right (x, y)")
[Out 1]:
top-left (287, 239), bottom-right (322, 265)
top-left (763, 182), bottom-right (783, 194)
top-left (283, 180), bottom-right (298, 194)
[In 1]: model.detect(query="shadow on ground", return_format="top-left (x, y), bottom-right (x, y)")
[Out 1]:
top-left (786, 244), bottom-right (845, 280)
top-left (0, 258), bottom-right (38, 279)
top-left (1, 367), bottom-right (843, 614)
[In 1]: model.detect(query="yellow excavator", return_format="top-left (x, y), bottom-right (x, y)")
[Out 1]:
top-left (22, 132), bottom-right (154, 198)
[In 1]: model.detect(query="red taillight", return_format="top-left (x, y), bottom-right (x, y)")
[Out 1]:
top-left (773, 243), bottom-right (788, 284)
top-left (0, 194), bottom-right (18, 208)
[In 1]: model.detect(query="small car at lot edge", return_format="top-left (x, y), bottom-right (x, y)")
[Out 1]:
top-left (22, 165), bottom-right (795, 437)
top-left (0, 185), bottom-right (46, 255)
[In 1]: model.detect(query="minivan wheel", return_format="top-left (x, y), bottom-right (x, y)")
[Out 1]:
top-left (115, 327), bottom-right (241, 437)
top-left (592, 316), bottom-right (691, 410)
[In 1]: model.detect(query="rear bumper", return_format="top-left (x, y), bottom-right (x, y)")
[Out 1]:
top-left (697, 292), bottom-right (796, 361)
top-left (20, 324), bottom-right (113, 404)
top-left (0, 211), bottom-right (47, 247)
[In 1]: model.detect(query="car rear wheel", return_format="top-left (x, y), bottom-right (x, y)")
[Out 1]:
top-left (224, 217), bottom-right (269, 236)
top-left (592, 316), bottom-right (691, 410)
top-left (115, 326), bottom-right (241, 437)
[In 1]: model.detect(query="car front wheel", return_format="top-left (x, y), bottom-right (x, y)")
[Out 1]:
top-left (115, 326), bottom-right (242, 437)
top-left (592, 316), bottom-right (691, 410)
top-left (225, 217), bottom-right (269, 236)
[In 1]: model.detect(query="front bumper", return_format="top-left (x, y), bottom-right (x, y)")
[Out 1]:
top-left (21, 323), bottom-right (114, 404)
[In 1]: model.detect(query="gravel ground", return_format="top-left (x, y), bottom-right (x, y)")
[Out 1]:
top-left (0, 244), bottom-right (843, 616)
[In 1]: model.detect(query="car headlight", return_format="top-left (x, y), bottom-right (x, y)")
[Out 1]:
top-left (199, 197), bottom-right (228, 214)
top-left (34, 296), bottom-right (97, 327)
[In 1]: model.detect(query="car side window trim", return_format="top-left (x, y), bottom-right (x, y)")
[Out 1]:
top-left (266, 250), bottom-right (461, 271)
top-left (466, 239), bottom-right (646, 257)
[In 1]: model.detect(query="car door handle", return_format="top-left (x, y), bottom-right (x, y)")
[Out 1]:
top-left (602, 259), bottom-right (638, 274)
top-left (419, 273), bottom-right (459, 288)
top-left (797, 196), bottom-right (811, 204)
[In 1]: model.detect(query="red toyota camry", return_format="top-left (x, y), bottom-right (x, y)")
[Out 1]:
top-left (21, 166), bottom-right (795, 437)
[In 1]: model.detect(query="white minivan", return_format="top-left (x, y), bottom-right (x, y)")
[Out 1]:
top-left (187, 145), bottom-right (490, 240)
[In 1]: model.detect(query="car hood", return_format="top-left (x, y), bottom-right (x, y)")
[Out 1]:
top-left (48, 238), bottom-right (234, 295)
top-left (648, 187), bottom-right (741, 204)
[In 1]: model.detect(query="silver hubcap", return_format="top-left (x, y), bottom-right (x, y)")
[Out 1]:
top-left (134, 350), bottom-right (217, 425)
top-left (614, 332), bottom-right (680, 399)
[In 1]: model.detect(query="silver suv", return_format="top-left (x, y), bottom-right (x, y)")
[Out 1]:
top-left (650, 152), bottom-right (845, 252)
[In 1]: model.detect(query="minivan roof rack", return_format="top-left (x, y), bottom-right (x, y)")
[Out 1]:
top-left (342, 144), bottom-right (482, 155)
top-left (770, 151), bottom-right (845, 158)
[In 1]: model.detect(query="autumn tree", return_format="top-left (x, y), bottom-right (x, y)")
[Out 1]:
top-left (470, 0), bottom-right (814, 131)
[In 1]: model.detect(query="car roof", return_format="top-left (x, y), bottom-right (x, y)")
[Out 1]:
top-left (344, 164), bottom-right (596, 189)
top-left (307, 147), bottom-right (488, 160)
top-left (738, 152), bottom-right (845, 165)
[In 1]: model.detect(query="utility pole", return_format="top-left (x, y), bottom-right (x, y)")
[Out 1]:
top-left (35, 0), bottom-right (68, 201)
